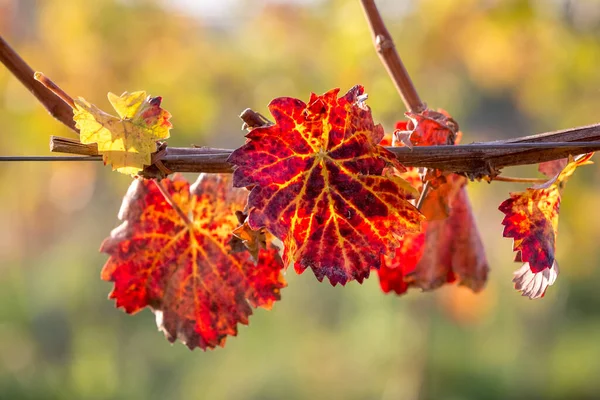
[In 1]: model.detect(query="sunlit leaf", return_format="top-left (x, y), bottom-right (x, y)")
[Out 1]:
top-left (74, 91), bottom-right (172, 175)
top-left (100, 174), bottom-right (286, 350)
top-left (378, 230), bottom-right (425, 295)
top-left (229, 86), bottom-right (423, 285)
top-left (377, 111), bottom-right (488, 295)
top-left (229, 213), bottom-right (271, 263)
top-left (499, 153), bottom-right (593, 298)
top-left (538, 158), bottom-right (568, 179)
top-left (394, 109), bottom-right (458, 148)
top-left (378, 175), bottom-right (488, 294)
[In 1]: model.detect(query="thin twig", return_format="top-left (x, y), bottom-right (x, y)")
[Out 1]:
top-left (491, 175), bottom-right (547, 184)
top-left (0, 35), bottom-right (77, 132)
top-left (34, 72), bottom-right (75, 109)
top-left (153, 179), bottom-right (192, 226)
top-left (360, 0), bottom-right (425, 113)
top-left (361, 1), bottom-right (436, 207)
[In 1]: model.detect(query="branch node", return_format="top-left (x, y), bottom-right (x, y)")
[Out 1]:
top-left (140, 142), bottom-right (173, 180)
top-left (375, 34), bottom-right (395, 53)
top-left (360, 0), bottom-right (425, 112)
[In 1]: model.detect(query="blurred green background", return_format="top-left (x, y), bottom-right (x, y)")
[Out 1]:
top-left (2, 0), bottom-right (600, 399)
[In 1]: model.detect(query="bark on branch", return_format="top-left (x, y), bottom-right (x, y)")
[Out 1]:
top-left (49, 126), bottom-right (600, 178)
top-left (3, 33), bottom-right (600, 179)
top-left (0, 36), bottom-right (77, 132)
top-left (360, 0), bottom-right (425, 113)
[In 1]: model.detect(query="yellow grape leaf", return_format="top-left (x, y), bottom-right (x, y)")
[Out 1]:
top-left (74, 91), bottom-right (172, 175)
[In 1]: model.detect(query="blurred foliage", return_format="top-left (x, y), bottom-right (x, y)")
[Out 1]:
top-left (1, 0), bottom-right (600, 398)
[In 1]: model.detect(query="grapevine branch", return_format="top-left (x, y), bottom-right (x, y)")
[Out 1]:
top-left (47, 133), bottom-right (600, 178)
top-left (0, 36), bottom-right (77, 132)
top-left (359, 0), bottom-right (425, 113)
top-left (360, 0), bottom-right (431, 207)
top-left (1, 34), bottom-right (600, 179)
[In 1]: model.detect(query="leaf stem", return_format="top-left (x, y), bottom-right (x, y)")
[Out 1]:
top-left (0, 35), bottom-right (77, 131)
top-left (360, 0), bottom-right (425, 113)
top-left (153, 179), bottom-right (192, 227)
top-left (416, 181), bottom-right (431, 211)
top-left (491, 175), bottom-right (547, 184)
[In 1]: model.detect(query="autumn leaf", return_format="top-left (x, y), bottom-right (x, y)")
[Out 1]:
top-left (100, 174), bottom-right (286, 350)
top-left (377, 111), bottom-right (488, 295)
top-left (229, 211), bottom-right (272, 263)
top-left (74, 91), bottom-right (172, 176)
top-left (379, 134), bottom-right (423, 192)
top-left (378, 174), bottom-right (488, 294)
top-left (499, 188), bottom-right (560, 274)
top-left (499, 153), bottom-right (593, 299)
top-left (419, 173), bottom-right (466, 221)
top-left (378, 230), bottom-right (425, 295)
top-left (393, 109), bottom-right (461, 218)
top-left (228, 85), bottom-right (423, 285)
top-left (393, 109), bottom-right (458, 148)
top-left (538, 158), bottom-right (568, 179)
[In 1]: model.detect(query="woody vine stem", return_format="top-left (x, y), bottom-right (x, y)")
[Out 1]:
top-left (1, 5), bottom-right (600, 180)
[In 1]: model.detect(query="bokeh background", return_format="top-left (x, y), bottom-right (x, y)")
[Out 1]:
top-left (2, 0), bottom-right (600, 398)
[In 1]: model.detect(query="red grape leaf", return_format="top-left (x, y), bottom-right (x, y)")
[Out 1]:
top-left (394, 109), bottom-right (458, 147)
top-left (499, 187), bottom-right (560, 273)
top-left (393, 107), bottom-right (461, 213)
top-left (420, 173), bottom-right (465, 221)
top-left (377, 111), bottom-right (488, 295)
top-left (378, 230), bottom-right (425, 295)
top-left (100, 174), bottom-right (286, 350)
top-left (379, 134), bottom-right (422, 193)
top-left (499, 153), bottom-right (593, 298)
top-left (74, 91), bottom-right (172, 176)
top-left (378, 174), bottom-right (488, 294)
top-left (229, 215), bottom-right (272, 263)
top-left (228, 85), bottom-right (423, 285)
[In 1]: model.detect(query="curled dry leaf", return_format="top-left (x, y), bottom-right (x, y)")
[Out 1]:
top-left (377, 109), bottom-right (489, 295)
top-left (394, 109), bottom-right (458, 147)
top-left (499, 153), bottom-right (593, 298)
top-left (228, 86), bottom-right (423, 286)
top-left (378, 174), bottom-right (488, 294)
top-left (74, 91), bottom-right (172, 176)
top-left (538, 158), bottom-right (568, 179)
top-left (378, 230), bottom-right (425, 294)
top-left (101, 174), bottom-right (286, 350)
top-left (229, 211), bottom-right (270, 263)
top-left (499, 187), bottom-right (560, 274)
